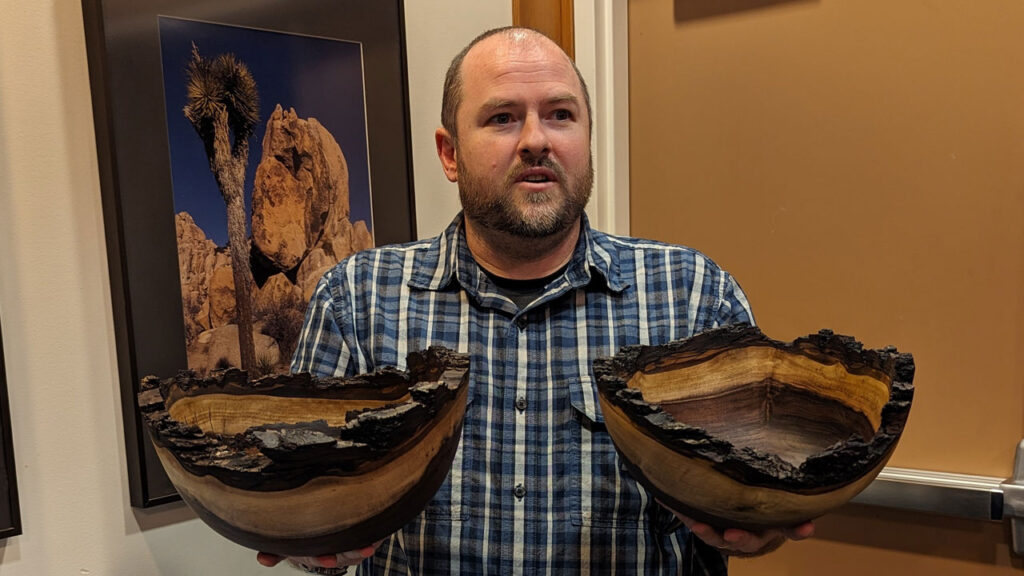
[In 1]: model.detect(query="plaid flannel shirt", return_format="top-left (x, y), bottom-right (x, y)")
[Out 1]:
top-left (291, 213), bottom-right (753, 575)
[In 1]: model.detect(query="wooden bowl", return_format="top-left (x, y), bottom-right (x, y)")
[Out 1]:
top-left (593, 324), bottom-right (914, 530)
top-left (138, 346), bottom-right (469, 556)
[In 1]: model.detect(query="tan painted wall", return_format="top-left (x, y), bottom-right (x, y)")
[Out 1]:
top-left (628, 0), bottom-right (1023, 572)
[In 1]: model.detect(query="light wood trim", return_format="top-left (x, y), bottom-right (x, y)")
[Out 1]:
top-left (512, 0), bottom-right (575, 60)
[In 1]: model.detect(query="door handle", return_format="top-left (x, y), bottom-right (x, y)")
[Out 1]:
top-left (850, 439), bottom-right (1024, 555)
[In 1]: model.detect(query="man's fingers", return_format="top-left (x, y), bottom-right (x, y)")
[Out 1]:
top-left (340, 544), bottom-right (378, 562)
top-left (686, 521), bottom-right (729, 549)
top-left (693, 524), bottom-right (800, 556)
top-left (721, 528), bottom-right (747, 545)
top-left (256, 552), bottom-right (283, 567)
top-left (659, 498), bottom-right (815, 557)
top-left (314, 554), bottom-right (339, 568)
top-left (785, 521), bottom-right (816, 541)
top-left (273, 541), bottom-right (382, 570)
top-left (725, 529), bottom-right (785, 555)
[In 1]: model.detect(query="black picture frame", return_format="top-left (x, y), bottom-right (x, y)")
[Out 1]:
top-left (0, 322), bottom-right (23, 538)
top-left (81, 0), bottom-right (416, 507)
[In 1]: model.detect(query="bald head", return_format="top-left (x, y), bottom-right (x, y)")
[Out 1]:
top-left (441, 27), bottom-right (592, 139)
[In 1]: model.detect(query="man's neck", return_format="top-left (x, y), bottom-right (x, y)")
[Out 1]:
top-left (463, 217), bottom-right (580, 280)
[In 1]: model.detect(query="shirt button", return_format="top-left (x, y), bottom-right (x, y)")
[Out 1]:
top-left (515, 396), bottom-right (527, 412)
top-left (513, 483), bottom-right (526, 499)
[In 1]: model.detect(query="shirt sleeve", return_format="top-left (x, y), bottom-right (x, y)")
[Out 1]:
top-left (291, 270), bottom-right (352, 377)
top-left (715, 271), bottom-right (755, 328)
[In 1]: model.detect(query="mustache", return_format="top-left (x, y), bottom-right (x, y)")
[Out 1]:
top-left (505, 157), bottom-right (567, 186)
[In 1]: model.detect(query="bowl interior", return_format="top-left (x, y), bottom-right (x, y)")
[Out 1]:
top-left (166, 393), bottom-right (410, 436)
top-left (626, 345), bottom-right (893, 466)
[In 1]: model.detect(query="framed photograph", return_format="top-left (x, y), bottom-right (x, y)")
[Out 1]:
top-left (81, 0), bottom-right (416, 507)
top-left (0, 322), bottom-right (22, 538)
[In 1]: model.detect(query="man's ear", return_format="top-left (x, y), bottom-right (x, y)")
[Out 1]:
top-left (435, 127), bottom-right (458, 183)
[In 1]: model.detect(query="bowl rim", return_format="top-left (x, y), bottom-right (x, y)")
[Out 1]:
top-left (592, 324), bottom-right (915, 494)
top-left (137, 346), bottom-right (471, 492)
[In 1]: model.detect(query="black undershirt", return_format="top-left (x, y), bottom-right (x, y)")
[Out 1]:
top-left (482, 264), bottom-right (569, 310)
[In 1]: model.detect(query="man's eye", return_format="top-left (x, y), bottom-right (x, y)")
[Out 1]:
top-left (553, 109), bottom-right (572, 121)
top-left (491, 113), bottom-right (512, 125)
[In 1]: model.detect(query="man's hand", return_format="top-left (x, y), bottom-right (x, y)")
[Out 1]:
top-left (677, 513), bottom-right (814, 557)
top-left (657, 499), bottom-right (814, 557)
top-left (256, 541), bottom-right (381, 571)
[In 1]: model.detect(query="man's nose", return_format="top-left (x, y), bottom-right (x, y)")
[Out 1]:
top-left (518, 113), bottom-right (550, 161)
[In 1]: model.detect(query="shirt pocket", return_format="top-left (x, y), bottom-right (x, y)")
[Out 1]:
top-left (568, 377), bottom-right (646, 530)
top-left (421, 394), bottom-right (474, 523)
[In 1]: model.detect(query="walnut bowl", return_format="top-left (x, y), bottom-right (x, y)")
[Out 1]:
top-left (593, 324), bottom-right (914, 530)
top-left (138, 347), bottom-right (469, 556)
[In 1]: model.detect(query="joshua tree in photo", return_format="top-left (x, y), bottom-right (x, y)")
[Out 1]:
top-left (183, 43), bottom-right (259, 373)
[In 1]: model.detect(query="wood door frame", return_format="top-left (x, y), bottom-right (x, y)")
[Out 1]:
top-left (513, 0), bottom-right (575, 59)
top-left (513, 0), bottom-right (631, 236)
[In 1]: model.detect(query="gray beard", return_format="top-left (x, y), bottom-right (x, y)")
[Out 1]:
top-left (458, 154), bottom-right (594, 239)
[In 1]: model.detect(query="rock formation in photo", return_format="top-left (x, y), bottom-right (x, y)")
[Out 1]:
top-left (252, 105), bottom-right (373, 301)
top-left (176, 104), bottom-right (373, 376)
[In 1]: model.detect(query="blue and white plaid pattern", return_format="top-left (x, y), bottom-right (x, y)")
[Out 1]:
top-left (292, 214), bottom-right (753, 575)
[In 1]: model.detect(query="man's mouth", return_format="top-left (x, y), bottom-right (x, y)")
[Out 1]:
top-left (516, 167), bottom-right (559, 184)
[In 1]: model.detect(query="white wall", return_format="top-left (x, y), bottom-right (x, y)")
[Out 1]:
top-left (0, 1), bottom-right (509, 574)
top-left (405, 2), bottom-right (511, 237)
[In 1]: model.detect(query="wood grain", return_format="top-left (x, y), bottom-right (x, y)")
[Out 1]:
top-left (593, 324), bottom-right (914, 529)
top-left (138, 347), bottom-right (470, 555)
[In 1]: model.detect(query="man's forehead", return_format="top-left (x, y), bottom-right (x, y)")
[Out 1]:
top-left (460, 32), bottom-right (580, 98)
top-left (469, 29), bottom-right (552, 61)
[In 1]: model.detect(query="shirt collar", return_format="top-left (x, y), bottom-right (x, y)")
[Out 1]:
top-left (407, 212), bottom-right (629, 294)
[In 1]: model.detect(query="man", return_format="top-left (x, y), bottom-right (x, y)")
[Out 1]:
top-left (259, 26), bottom-right (812, 575)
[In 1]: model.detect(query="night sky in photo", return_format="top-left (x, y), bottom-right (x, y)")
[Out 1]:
top-left (158, 16), bottom-right (373, 246)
